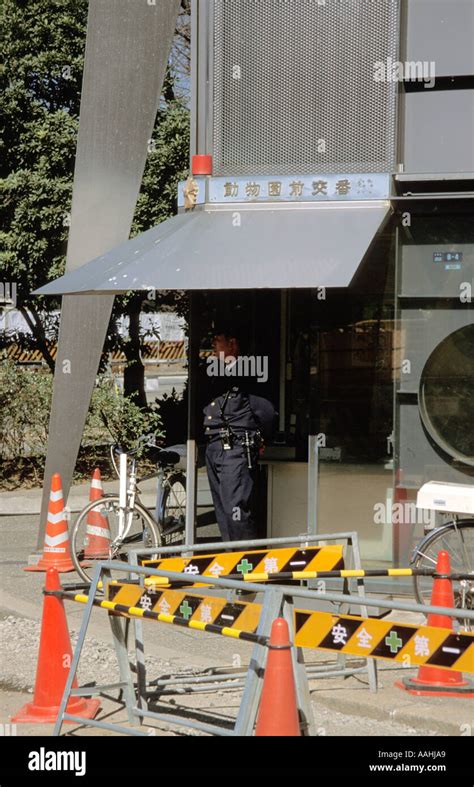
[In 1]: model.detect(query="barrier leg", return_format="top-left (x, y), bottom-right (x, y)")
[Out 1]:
top-left (109, 614), bottom-right (138, 727)
top-left (283, 597), bottom-right (316, 736)
top-left (53, 563), bottom-right (102, 736)
top-left (133, 617), bottom-right (148, 713)
top-left (351, 533), bottom-right (378, 693)
top-left (130, 553), bottom-right (148, 712)
top-left (336, 575), bottom-right (349, 673)
top-left (233, 588), bottom-right (284, 736)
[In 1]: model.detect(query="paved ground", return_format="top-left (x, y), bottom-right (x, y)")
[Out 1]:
top-left (0, 482), bottom-right (473, 738)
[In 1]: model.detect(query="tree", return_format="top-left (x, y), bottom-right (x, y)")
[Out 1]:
top-left (1, 0), bottom-right (88, 368)
top-left (1, 0), bottom-right (191, 407)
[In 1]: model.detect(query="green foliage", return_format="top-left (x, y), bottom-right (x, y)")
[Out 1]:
top-left (0, 358), bottom-right (52, 460)
top-left (1, 0), bottom-right (191, 420)
top-left (88, 377), bottom-right (164, 455)
top-left (2, 0), bottom-right (191, 372)
top-left (1, 0), bottom-right (88, 305)
top-left (0, 360), bottom-right (164, 476)
top-left (132, 103), bottom-right (190, 235)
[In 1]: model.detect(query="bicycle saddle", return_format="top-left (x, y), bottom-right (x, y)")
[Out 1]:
top-left (163, 444), bottom-right (188, 470)
top-left (151, 444), bottom-right (205, 470)
top-left (147, 447), bottom-right (181, 466)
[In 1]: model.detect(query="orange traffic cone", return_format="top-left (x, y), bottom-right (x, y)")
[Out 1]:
top-left (397, 550), bottom-right (474, 697)
top-left (12, 568), bottom-right (101, 723)
top-left (255, 618), bottom-right (300, 736)
top-left (84, 468), bottom-right (111, 559)
top-left (25, 473), bottom-right (76, 573)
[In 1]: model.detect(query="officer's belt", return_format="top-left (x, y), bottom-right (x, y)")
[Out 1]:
top-left (207, 429), bottom-right (259, 444)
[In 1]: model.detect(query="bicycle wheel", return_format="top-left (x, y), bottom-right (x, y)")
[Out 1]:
top-left (157, 472), bottom-right (186, 546)
top-left (71, 495), bottom-right (162, 584)
top-left (412, 520), bottom-right (474, 629)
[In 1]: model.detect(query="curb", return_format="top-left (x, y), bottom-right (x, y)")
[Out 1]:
top-left (312, 683), bottom-right (471, 736)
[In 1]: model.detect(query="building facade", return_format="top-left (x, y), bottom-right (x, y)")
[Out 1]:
top-left (38, 0), bottom-right (474, 567)
top-left (185, 0), bottom-right (474, 565)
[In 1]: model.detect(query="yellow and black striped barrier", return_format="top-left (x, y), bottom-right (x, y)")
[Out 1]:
top-left (51, 583), bottom-right (474, 673)
top-left (51, 588), bottom-right (267, 646)
top-left (139, 545), bottom-right (344, 588)
top-left (294, 609), bottom-right (474, 673)
top-left (225, 567), bottom-right (436, 583)
top-left (94, 566), bottom-right (470, 594)
top-left (222, 567), bottom-right (473, 582)
top-left (121, 567), bottom-right (469, 590)
top-left (106, 581), bottom-right (261, 632)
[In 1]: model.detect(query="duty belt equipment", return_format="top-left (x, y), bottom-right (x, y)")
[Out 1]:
top-left (215, 391), bottom-right (261, 469)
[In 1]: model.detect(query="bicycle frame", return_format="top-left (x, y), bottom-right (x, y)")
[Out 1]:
top-left (110, 440), bottom-right (213, 540)
top-left (452, 518), bottom-right (473, 576)
top-left (116, 451), bottom-right (140, 545)
top-left (412, 516), bottom-right (473, 570)
top-left (411, 517), bottom-right (474, 623)
top-left (446, 520), bottom-right (473, 610)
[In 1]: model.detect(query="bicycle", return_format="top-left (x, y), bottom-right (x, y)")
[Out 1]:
top-left (71, 435), bottom-right (187, 583)
top-left (411, 517), bottom-right (474, 630)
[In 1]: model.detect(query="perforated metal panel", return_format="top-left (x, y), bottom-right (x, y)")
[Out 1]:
top-left (212, 0), bottom-right (400, 176)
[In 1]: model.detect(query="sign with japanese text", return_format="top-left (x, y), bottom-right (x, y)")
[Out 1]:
top-left (209, 174), bottom-right (390, 203)
top-left (140, 544), bottom-right (344, 588)
top-left (177, 173), bottom-right (390, 208)
top-left (294, 609), bottom-right (474, 673)
top-left (106, 582), bottom-right (262, 633)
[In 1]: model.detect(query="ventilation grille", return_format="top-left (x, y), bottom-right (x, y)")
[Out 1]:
top-left (212, 0), bottom-right (400, 176)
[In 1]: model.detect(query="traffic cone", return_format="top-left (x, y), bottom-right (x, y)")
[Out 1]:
top-left (25, 473), bottom-right (76, 573)
top-left (12, 568), bottom-right (101, 723)
top-left (83, 468), bottom-right (111, 559)
top-left (255, 618), bottom-right (300, 736)
top-left (397, 550), bottom-right (474, 697)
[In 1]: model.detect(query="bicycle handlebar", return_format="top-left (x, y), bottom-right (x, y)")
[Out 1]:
top-left (111, 433), bottom-right (159, 456)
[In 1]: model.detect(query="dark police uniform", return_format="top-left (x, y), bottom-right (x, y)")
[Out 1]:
top-left (204, 387), bottom-right (276, 542)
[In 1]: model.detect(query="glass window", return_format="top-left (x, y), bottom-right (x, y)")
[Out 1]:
top-left (419, 324), bottom-right (474, 467)
top-left (283, 225), bottom-right (396, 565)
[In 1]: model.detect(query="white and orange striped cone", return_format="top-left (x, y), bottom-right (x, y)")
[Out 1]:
top-left (84, 468), bottom-right (111, 559)
top-left (25, 473), bottom-right (76, 573)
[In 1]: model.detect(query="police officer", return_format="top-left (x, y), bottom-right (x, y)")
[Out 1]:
top-left (203, 330), bottom-right (277, 542)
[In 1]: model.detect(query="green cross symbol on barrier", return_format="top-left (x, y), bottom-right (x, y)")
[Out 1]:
top-left (237, 559), bottom-right (253, 575)
top-left (179, 600), bottom-right (193, 620)
top-left (385, 631), bottom-right (403, 654)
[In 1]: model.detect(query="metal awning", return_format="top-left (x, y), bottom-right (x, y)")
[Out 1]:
top-left (35, 201), bottom-right (391, 295)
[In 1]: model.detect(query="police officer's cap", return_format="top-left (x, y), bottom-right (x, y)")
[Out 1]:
top-left (212, 322), bottom-right (239, 340)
